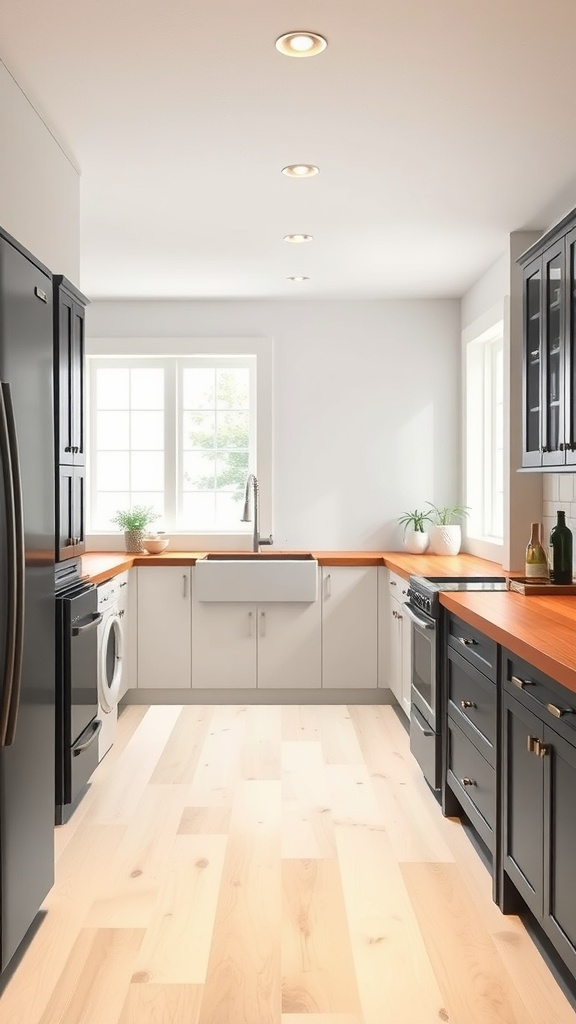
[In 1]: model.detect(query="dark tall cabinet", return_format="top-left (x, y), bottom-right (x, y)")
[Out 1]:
top-left (519, 208), bottom-right (576, 469)
top-left (53, 276), bottom-right (88, 561)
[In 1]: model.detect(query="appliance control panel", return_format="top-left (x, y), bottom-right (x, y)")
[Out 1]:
top-left (406, 587), bottom-right (433, 615)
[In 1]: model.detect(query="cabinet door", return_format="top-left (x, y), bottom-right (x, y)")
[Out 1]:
top-left (522, 256), bottom-right (543, 467)
top-left (321, 567), bottom-right (377, 689)
top-left (542, 241), bottom-right (565, 466)
top-left (56, 465), bottom-right (84, 561)
top-left (565, 227), bottom-right (576, 464)
top-left (137, 568), bottom-right (191, 689)
top-left (502, 691), bottom-right (544, 918)
top-left (257, 601), bottom-right (321, 690)
top-left (55, 288), bottom-right (85, 466)
top-left (543, 724), bottom-right (576, 975)
top-left (386, 593), bottom-right (403, 705)
top-left (192, 599), bottom-right (256, 689)
top-left (399, 599), bottom-right (412, 716)
top-left (117, 571), bottom-right (134, 699)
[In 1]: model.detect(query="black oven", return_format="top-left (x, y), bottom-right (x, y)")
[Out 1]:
top-left (55, 561), bottom-right (101, 824)
top-left (406, 575), bottom-right (507, 793)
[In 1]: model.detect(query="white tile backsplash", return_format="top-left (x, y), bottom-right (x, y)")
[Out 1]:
top-left (558, 474), bottom-right (575, 503)
top-left (543, 473), bottom-right (576, 571)
top-left (543, 474), bottom-right (559, 501)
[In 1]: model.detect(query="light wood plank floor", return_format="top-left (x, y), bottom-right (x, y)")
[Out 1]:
top-left (2, 704), bottom-right (575, 1024)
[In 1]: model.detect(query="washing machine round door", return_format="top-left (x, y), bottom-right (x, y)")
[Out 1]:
top-left (99, 613), bottom-right (123, 711)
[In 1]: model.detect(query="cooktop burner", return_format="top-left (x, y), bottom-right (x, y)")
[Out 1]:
top-left (407, 575), bottom-right (507, 616)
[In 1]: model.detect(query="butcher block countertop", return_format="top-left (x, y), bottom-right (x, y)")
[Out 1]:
top-left (80, 549), bottom-right (508, 585)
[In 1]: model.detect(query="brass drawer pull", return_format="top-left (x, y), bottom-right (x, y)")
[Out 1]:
top-left (460, 700), bottom-right (477, 710)
top-left (511, 675), bottom-right (535, 689)
top-left (527, 735), bottom-right (539, 753)
top-left (538, 743), bottom-right (550, 758)
top-left (461, 777), bottom-right (476, 786)
top-left (546, 702), bottom-right (574, 718)
top-left (457, 637), bottom-right (477, 647)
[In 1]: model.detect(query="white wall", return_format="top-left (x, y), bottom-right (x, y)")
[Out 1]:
top-left (87, 298), bottom-right (461, 550)
top-left (0, 60), bottom-right (80, 278)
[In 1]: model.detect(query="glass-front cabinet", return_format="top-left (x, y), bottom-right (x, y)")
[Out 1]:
top-left (519, 210), bottom-right (576, 469)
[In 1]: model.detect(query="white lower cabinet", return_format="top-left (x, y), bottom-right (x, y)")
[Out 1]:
top-left (137, 567), bottom-right (191, 689)
top-left (321, 566), bottom-right (378, 688)
top-left (191, 597), bottom-right (321, 689)
top-left (383, 569), bottom-right (412, 716)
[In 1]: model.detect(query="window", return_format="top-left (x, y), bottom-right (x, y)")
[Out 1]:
top-left (86, 338), bottom-right (272, 539)
top-left (465, 323), bottom-right (504, 544)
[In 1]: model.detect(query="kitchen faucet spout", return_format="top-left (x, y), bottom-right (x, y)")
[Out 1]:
top-left (241, 474), bottom-right (273, 552)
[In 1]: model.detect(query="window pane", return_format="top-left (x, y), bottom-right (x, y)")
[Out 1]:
top-left (94, 492), bottom-right (130, 531)
top-left (97, 411), bottom-right (130, 450)
top-left (216, 491), bottom-right (245, 526)
top-left (183, 452), bottom-right (216, 489)
top-left (96, 369), bottom-right (129, 410)
top-left (131, 452), bottom-right (164, 490)
top-left (97, 451), bottom-right (130, 491)
top-left (182, 369), bottom-right (215, 409)
top-left (131, 368), bottom-right (164, 409)
top-left (216, 452), bottom-right (249, 491)
top-left (216, 411), bottom-right (249, 449)
top-left (130, 493), bottom-right (164, 520)
top-left (217, 368), bottom-right (249, 409)
top-left (183, 411), bottom-right (216, 449)
top-left (131, 411), bottom-right (164, 450)
top-left (181, 491), bottom-right (216, 528)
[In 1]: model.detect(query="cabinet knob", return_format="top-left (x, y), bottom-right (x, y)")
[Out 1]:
top-left (541, 445), bottom-right (548, 453)
top-left (559, 442), bottom-right (565, 451)
top-left (460, 700), bottom-right (476, 710)
top-left (457, 636), bottom-right (477, 647)
top-left (460, 777), bottom-right (476, 787)
top-left (538, 743), bottom-right (550, 758)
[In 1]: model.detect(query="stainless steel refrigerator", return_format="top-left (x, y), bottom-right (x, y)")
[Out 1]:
top-left (0, 227), bottom-right (55, 973)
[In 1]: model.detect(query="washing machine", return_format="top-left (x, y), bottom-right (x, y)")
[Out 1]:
top-left (96, 575), bottom-right (125, 761)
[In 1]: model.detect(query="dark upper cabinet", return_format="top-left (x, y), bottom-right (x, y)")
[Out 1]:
top-left (54, 275), bottom-right (88, 467)
top-left (519, 209), bottom-right (576, 469)
top-left (54, 275), bottom-right (88, 562)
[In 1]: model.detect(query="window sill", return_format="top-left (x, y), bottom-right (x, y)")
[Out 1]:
top-left (86, 532), bottom-right (259, 552)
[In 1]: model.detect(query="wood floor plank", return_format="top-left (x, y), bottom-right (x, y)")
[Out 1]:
top-left (282, 741), bottom-right (330, 805)
top-left (196, 780), bottom-right (282, 1024)
top-left (281, 705), bottom-right (321, 742)
top-left (241, 704), bottom-right (282, 780)
top-left (281, 800), bottom-right (336, 859)
top-left (402, 862), bottom-right (539, 1024)
top-left (90, 706), bottom-right (183, 825)
top-left (185, 705), bottom-right (245, 807)
top-left (325, 763), bottom-right (385, 831)
top-left (178, 805), bottom-right (232, 834)
top-left (282, 1017), bottom-right (363, 1024)
top-left (317, 705), bottom-right (365, 765)
top-left (281, 859), bottom-right (362, 1016)
top-left (134, 834), bottom-right (228, 983)
top-left (38, 928), bottom-right (144, 1024)
top-left (84, 785), bottom-right (187, 928)
top-left (150, 705), bottom-right (212, 784)
top-left (348, 704), bottom-right (415, 785)
top-left (335, 824), bottom-right (447, 1024)
top-left (119, 983), bottom-right (204, 1023)
top-left (371, 774), bottom-right (455, 862)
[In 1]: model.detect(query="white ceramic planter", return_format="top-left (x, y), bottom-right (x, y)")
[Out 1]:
top-left (428, 524), bottom-right (461, 556)
top-left (403, 529), bottom-right (429, 554)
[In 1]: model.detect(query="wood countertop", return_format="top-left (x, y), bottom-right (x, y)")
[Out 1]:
top-left (80, 549), bottom-right (507, 585)
top-left (440, 590), bottom-right (576, 696)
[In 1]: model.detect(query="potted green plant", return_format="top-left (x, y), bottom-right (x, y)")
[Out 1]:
top-left (426, 502), bottom-right (470, 556)
top-left (111, 505), bottom-right (160, 553)
top-left (397, 508), bottom-right (432, 554)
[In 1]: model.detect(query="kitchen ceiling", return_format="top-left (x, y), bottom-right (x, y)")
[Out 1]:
top-left (1, 0), bottom-right (576, 300)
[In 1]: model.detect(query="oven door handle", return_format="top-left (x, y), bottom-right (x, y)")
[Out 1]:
top-left (403, 604), bottom-right (435, 630)
top-left (72, 612), bottom-right (103, 636)
top-left (73, 718), bottom-right (102, 756)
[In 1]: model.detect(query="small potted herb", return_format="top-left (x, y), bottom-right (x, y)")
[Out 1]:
top-left (111, 505), bottom-right (160, 553)
top-left (397, 508), bottom-right (432, 554)
top-left (426, 502), bottom-right (470, 556)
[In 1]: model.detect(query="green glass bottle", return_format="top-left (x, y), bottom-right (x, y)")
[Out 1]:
top-left (549, 510), bottom-right (573, 585)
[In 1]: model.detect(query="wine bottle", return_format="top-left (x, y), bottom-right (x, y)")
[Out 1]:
top-left (525, 522), bottom-right (549, 579)
top-left (549, 510), bottom-right (573, 585)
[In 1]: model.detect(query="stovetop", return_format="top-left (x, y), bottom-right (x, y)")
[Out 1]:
top-left (407, 575), bottom-right (507, 617)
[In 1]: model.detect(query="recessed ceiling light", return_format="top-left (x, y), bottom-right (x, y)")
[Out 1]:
top-left (281, 164), bottom-right (319, 178)
top-left (283, 234), bottom-right (314, 244)
top-left (275, 31), bottom-right (327, 58)
top-left (287, 276), bottom-right (310, 282)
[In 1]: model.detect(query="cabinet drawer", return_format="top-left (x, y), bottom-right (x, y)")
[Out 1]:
top-left (447, 720), bottom-right (496, 849)
top-left (388, 570), bottom-right (409, 599)
top-left (447, 614), bottom-right (498, 681)
top-left (447, 647), bottom-right (496, 766)
top-left (502, 648), bottom-right (576, 744)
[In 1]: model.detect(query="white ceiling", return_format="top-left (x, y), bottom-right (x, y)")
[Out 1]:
top-left (2, 0), bottom-right (576, 300)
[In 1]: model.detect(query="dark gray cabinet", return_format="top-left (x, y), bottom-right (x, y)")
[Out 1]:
top-left (501, 649), bottom-right (576, 977)
top-left (53, 276), bottom-right (88, 561)
top-left (519, 208), bottom-right (576, 469)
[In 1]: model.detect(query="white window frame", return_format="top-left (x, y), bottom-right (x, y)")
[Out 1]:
top-left (464, 317), bottom-right (504, 561)
top-left (85, 337), bottom-right (273, 551)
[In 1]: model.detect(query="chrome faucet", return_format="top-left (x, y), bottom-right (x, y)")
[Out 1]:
top-left (241, 474), bottom-right (273, 552)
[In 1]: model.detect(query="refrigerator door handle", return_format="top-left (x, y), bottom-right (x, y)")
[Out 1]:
top-left (3, 383), bottom-right (25, 746)
top-left (0, 383), bottom-right (18, 747)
